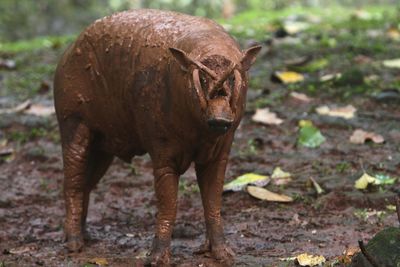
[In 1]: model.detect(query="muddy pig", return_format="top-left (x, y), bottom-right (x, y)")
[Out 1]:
top-left (54, 9), bottom-right (261, 266)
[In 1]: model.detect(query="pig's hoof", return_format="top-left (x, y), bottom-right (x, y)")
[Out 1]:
top-left (211, 245), bottom-right (235, 266)
top-left (65, 235), bottom-right (84, 252)
top-left (146, 249), bottom-right (171, 267)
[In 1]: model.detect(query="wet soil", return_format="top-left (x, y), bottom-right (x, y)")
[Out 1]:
top-left (1, 20), bottom-right (400, 267)
top-left (0, 92), bottom-right (399, 266)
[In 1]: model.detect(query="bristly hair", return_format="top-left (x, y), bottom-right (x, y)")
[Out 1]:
top-left (200, 55), bottom-right (232, 76)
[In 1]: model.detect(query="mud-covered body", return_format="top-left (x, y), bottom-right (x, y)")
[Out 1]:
top-left (54, 9), bottom-right (245, 171)
top-left (54, 9), bottom-right (260, 266)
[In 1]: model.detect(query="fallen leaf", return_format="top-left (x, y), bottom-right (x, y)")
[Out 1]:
top-left (339, 246), bottom-right (360, 264)
top-left (349, 129), bottom-right (384, 144)
top-left (296, 253), bottom-right (326, 266)
top-left (290, 92), bottom-right (313, 102)
top-left (0, 100), bottom-right (31, 114)
top-left (354, 55), bottom-right (373, 65)
top-left (25, 104), bottom-right (55, 117)
top-left (383, 58), bottom-right (400, 69)
top-left (386, 205), bottom-right (397, 211)
top-left (271, 167), bottom-right (291, 179)
top-left (247, 186), bottom-right (293, 202)
top-left (295, 58), bottom-right (329, 72)
top-left (271, 167), bottom-right (292, 185)
top-left (0, 58), bottom-right (16, 70)
top-left (316, 105), bottom-right (356, 119)
top-left (374, 174), bottom-right (396, 185)
top-left (8, 244), bottom-right (37, 255)
top-left (310, 177), bottom-right (324, 195)
top-left (0, 148), bottom-right (14, 157)
top-left (280, 256), bottom-right (297, 262)
top-left (88, 258), bottom-right (108, 266)
top-left (271, 71), bottom-right (304, 84)
top-left (320, 73), bottom-right (341, 82)
top-left (284, 55), bottom-right (312, 66)
top-left (387, 27), bottom-right (400, 40)
top-left (355, 173), bottom-right (377, 190)
top-left (283, 21), bottom-right (310, 34)
top-left (223, 173), bottom-right (270, 192)
top-left (344, 246), bottom-right (360, 257)
top-left (297, 120), bottom-right (326, 148)
top-left (352, 10), bottom-right (373, 20)
top-left (252, 108), bottom-right (283, 125)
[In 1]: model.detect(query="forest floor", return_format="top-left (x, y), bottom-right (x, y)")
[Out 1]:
top-left (1, 5), bottom-right (400, 267)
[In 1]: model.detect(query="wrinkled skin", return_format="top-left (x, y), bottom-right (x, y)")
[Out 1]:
top-left (54, 9), bottom-right (260, 266)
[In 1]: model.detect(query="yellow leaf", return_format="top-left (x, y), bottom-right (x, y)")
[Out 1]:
top-left (247, 186), bottom-right (293, 202)
top-left (296, 253), bottom-right (326, 266)
top-left (271, 167), bottom-right (291, 179)
top-left (298, 119), bottom-right (313, 127)
top-left (273, 71), bottom-right (304, 84)
top-left (310, 177), bottom-right (324, 195)
top-left (223, 173), bottom-right (270, 192)
top-left (354, 173), bottom-right (376, 190)
top-left (88, 258), bottom-right (108, 266)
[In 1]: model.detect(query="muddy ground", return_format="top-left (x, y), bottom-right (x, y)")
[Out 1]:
top-left (1, 7), bottom-right (400, 267)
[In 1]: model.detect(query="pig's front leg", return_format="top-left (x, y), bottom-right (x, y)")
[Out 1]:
top-left (148, 166), bottom-right (179, 266)
top-left (195, 157), bottom-right (235, 266)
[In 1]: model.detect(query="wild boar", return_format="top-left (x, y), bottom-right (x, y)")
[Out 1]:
top-left (54, 9), bottom-right (260, 266)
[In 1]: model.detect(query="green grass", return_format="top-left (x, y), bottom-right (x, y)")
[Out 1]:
top-left (220, 4), bottom-right (398, 40)
top-left (0, 35), bottom-right (74, 53)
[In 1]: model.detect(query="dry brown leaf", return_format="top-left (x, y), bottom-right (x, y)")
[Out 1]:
top-left (350, 129), bottom-right (384, 144)
top-left (8, 244), bottom-right (37, 255)
top-left (296, 253), bottom-right (326, 266)
top-left (290, 92), bottom-right (313, 102)
top-left (387, 27), bottom-right (400, 40)
top-left (247, 186), bottom-right (293, 202)
top-left (88, 257), bottom-right (109, 266)
top-left (316, 105), bottom-right (356, 119)
top-left (25, 104), bottom-right (55, 117)
top-left (252, 108), bottom-right (283, 125)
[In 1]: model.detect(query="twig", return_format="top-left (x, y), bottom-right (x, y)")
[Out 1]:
top-left (396, 196), bottom-right (400, 226)
top-left (359, 158), bottom-right (366, 173)
top-left (358, 240), bottom-right (380, 267)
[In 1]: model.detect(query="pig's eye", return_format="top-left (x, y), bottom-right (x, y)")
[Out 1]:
top-left (200, 76), bottom-right (208, 89)
top-left (228, 75), bottom-right (235, 88)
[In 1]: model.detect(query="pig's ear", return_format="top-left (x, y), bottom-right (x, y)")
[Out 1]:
top-left (169, 47), bottom-right (194, 72)
top-left (241, 45), bottom-right (262, 71)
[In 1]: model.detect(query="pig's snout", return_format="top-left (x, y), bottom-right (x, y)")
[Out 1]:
top-left (207, 117), bottom-right (233, 133)
top-left (206, 98), bottom-right (234, 134)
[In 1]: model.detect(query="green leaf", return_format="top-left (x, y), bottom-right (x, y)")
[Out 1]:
top-left (223, 173), bottom-right (270, 192)
top-left (297, 120), bottom-right (326, 148)
top-left (294, 58), bottom-right (329, 72)
top-left (374, 174), bottom-right (396, 185)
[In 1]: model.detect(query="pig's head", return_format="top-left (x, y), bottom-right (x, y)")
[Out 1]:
top-left (169, 45), bottom-right (261, 134)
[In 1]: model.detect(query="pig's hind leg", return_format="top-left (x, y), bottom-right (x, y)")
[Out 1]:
top-left (60, 118), bottom-right (112, 252)
top-left (81, 147), bottom-right (113, 235)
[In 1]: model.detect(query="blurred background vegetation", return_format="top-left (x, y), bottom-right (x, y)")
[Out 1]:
top-left (0, 0), bottom-right (398, 42)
